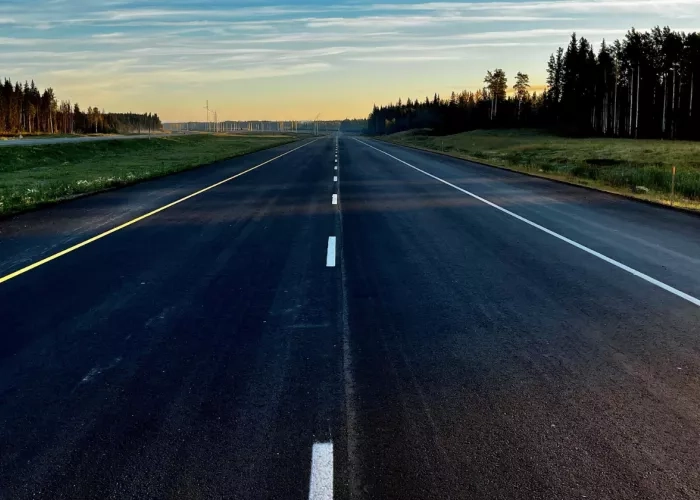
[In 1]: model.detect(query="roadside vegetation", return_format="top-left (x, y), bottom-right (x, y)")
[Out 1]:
top-left (1, 78), bottom-right (161, 135)
top-left (382, 129), bottom-right (700, 209)
top-left (0, 134), bottom-right (296, 215)
top-left (367, 25), bottom-right (700, 210)
top-left (368, 27), bottom-right (699, 141)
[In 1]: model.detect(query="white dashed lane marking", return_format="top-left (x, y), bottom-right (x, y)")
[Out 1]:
top-left (326, 238), bottom-right (337, 268)
top-left (309, 442), bottom-right (333, 500)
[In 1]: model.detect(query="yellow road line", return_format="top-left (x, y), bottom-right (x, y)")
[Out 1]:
top-left (0, 138), bottom-right (319, 285)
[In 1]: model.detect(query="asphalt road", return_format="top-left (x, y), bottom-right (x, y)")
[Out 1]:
top-left (2, 135), bottom-right (700, 499)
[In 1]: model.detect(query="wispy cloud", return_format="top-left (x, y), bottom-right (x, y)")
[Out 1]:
top-left (347, 55), bottom-right (464, 62)
top-left (308, 14), bottom-right (578, 28)
top-left (1, 0), bottom-right (697, 119)
top-left (371, 0), bottom-right (700, 14)
top-left (91, 32), bottom-right (125, 38)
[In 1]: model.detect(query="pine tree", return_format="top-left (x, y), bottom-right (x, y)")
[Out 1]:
top-left (513, 73), bottom-right (530, 120)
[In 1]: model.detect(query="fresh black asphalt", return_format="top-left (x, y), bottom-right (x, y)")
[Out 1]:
top-left (2, 135), bottom-right (700, 499)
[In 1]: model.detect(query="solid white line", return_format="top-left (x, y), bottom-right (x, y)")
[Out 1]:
top-left (334, 176), bottom-right (338, 182)
top-left (355, 139), bottom-right (700, 308)
top-left (309, 442), bottom-right (333, 500)
top-left (332, 194), bottom-right (338, 205)
top-left (326, 237), bottom-right (337, 267)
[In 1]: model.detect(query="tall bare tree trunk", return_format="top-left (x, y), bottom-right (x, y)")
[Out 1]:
top-left (671, 70), bottom-right (676, 137)
top-left (662, 73), bottom-right (667, 135)
top-left (592, 84), bottom-right (597, 131)
top-left (613, 71), bottom-right (618, 135)
top-left (678, 77), bottom-right (682, 111)
top-left (603, 74), bottom-right (608, 135)
top-left (691, 72), bottom-right (694, 118)
top-left (629, 69), bottom-right (633, 136)
top-left (635, 65), bottom-right (641, 138)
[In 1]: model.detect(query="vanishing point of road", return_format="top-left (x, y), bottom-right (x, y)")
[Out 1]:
top-left (2, 135), bottom-right (700, 499)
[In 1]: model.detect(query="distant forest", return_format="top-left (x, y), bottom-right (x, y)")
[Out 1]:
top-left (367, 27), bottom-right (700, 141)
top-left (339, 119), bottom-right (367, 132)
top-left (0, 79), bottom-right (162, 135)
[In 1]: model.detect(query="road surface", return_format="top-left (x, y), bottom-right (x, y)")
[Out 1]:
top-left (0, 134), bottom-right (161, 147)
top-left (2, 135), bottom-right (700, 499)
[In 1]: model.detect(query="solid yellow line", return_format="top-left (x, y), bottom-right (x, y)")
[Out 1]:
top-left (0, 138), bottom-right (320, 285)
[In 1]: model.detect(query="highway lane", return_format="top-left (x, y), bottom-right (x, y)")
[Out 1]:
top-left (341, 137), bottom-right (700, 500)
top-left (0, 139), bottom-right (323, 278)
top-left (2, 132), bottom-right (700, 499)
top-left (0, 136), bottom-right (344, 499)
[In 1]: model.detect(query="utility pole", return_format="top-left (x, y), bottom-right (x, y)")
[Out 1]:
top-left (314, 113), bottom-right (321, 136)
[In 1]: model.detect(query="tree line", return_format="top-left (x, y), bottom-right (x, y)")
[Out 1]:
top-left (367, 26), bottom-right (700, 141)
top-left (0, 78), bottom-right (162, 135)
top-left (339, 118), bottom-right (368, 132)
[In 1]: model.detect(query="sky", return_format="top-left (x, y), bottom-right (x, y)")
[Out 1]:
top-left (1, 0), bottom-right (699, 122)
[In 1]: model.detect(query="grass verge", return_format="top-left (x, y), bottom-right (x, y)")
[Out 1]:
top-left (380, 129), bottom-right (700, 212)
top-left (0, 134), bottom-right (297, 216)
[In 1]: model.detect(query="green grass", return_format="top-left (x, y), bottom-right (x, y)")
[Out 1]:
top-left (382, 129), bottom-right (700, 210)
top-left (0, 134), bottom-right (297, 215)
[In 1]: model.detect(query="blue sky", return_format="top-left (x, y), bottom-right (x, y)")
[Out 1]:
top-left (1, 0), bottom-right (698, 121)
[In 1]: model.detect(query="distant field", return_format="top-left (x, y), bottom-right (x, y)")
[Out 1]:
top-left (0, 134), bottom-right (296, 215)
top-left (382, 129), bottom-right (700, 210)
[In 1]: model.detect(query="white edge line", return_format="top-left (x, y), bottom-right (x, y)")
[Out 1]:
top-left (326, 237), bottom-right (337, 268)
top-left (309, 441), bottom-right (333, 500)
top-left (354, 138), bottom-right (700, 308)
